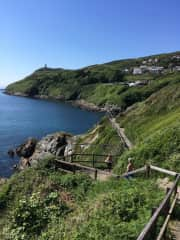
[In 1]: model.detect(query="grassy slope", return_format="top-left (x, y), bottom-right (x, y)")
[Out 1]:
top-left (115, 73), bottom-right (180, 173)
top-left (0, 163), bottom-right (164, 240)
top-left (72, 117), bottom-right (124, 169)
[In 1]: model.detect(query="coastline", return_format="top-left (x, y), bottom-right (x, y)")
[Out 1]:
top-left (4, 90), bottom-right (106, 113)
top-left (1, 90), bottom-right (105, 179)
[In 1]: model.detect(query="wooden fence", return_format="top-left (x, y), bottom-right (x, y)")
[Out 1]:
top-left (137, 174), bottom-right (179, 240)
top-left (63, 152), bottom-right (121, 169)
top-left (55, 155), bottom-right (179, 239)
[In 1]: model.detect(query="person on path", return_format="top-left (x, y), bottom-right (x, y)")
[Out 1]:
top-left (105, 154), bottom-right (113, 172)
top-left (126, 158), bottom-right (134, 173)
top-left (126, 158), bottom-right (134, 179)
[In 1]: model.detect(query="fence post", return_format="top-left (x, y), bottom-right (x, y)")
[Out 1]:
top-left (174, 174), bottom-right (178, 197)
top-left (72, 163), bottom-right (76, 174)
top-left (146, 164), bottom-right (151, 178)
top-left (165, 187), bottom-right (171, 214)
top-left (94, 169), bottom-right (98, 180)
top-left (70, 154), bottom-right (72, 163)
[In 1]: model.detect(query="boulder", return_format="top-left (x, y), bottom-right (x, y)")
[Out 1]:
top-left (29, 132), bottom-right (72, 166)
top-left (16, 138), bottom-right (37, 158)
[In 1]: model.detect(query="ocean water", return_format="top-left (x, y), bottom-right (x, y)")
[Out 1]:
top-left (0, 90), bottom-right (103, 177)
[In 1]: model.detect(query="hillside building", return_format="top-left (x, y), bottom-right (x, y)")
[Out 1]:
top-left (133, 67), bottom-right (142, 75)
top-left (174, 66), bottom-right (180, 71)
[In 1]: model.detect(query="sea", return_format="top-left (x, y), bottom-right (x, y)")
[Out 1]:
top-left (0, 90), bottom-right (103, 177)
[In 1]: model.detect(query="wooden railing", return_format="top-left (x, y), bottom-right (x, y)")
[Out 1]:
top-left (137, 174), bottom-right (179, 240)
top-left (63, 153), bottom-right (121, 168)
top-left (55, 154), bottom-right (146, 180)
top-left (55, 155), bottom-right (179, 239)
top-left (55, 158), bottom-right (113, 180)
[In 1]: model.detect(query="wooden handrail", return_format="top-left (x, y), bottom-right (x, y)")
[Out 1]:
top-left (156, 193), bottom-right (179, 240)
top-left (66, 153), bottom-right (121, 157)
top-left (55, 158), bottom-right (114, 180)
top-left (137, 174), bottom-right (180, 240)
top-left (121, 166), bottom-right (146, 178)
top-left (55, 158), bottom-right (147, 179)
top-left (150, 165), bottom-right (177, 176)
top-left (55, 156), bottom-right (179, 239)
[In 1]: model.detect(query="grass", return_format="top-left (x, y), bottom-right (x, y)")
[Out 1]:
top-left (73, 117), bottom-right (124, 169)
top-left (114, 76), bottom-right (180, 174)
top-left (0, 162), bottom-right (164, 240)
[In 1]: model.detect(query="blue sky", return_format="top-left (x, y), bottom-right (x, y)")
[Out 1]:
top-left (0, 0), bottom-right (179, 87)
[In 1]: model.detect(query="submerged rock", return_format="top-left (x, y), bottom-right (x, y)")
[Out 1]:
top-left (7, 149), bottom-right (15, 158)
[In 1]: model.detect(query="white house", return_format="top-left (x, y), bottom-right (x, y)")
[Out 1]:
top-left (172, 55), bottom-right (180, 60)
top-left (148, 66), bottom-right (164, 73)
top-left (140, 65), bottom-right (149, 73)
top-left (174, 66), bottom-right (180, 71)
top-left (133, 67), bottom-right (142, 75)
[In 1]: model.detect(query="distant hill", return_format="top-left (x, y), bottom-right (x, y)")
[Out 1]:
top-left (6, 51), bottom-right (180, 110)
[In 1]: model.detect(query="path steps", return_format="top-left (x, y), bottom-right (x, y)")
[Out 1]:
top-left (109, 117), bottom-right (133, 150)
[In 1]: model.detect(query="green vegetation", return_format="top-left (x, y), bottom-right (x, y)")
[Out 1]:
top-left (72, 117), bottom-right (124, 168)
top-left (115, 73), bottom-right (180, 173)
top-left (6, 51), bottom-right (180, 109)
top-left (0, 161), bottom-right (164, 240)
top-left (1, 51), bottom-right (180, 239)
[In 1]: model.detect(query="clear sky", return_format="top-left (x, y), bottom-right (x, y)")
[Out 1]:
top-left (0, 0), bottom-right (179, 87)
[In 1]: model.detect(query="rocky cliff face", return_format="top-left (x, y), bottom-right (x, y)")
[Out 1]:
top-left (16, 132), bottom-right (74, 169)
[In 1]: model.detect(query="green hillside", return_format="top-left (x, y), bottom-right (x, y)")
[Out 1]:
top-left (6, 51), bottom-right (180, 110)
top-left (1, 51), bottom-right (180, 239)
top-left (114, 73), bottom-right (180, 173)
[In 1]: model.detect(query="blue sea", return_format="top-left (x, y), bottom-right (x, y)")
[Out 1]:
top-left (0, 90), bottom-right (103, 177)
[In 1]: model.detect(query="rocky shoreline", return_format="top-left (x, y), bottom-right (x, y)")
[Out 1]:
top-left (5, 90), bottom-right (106, 112)
top-left (69, 99), bottom-right (105, 112)
top-left (2, 90), bottom-right (105, 180)
top-left (8, 132), bottom-right (76, 172)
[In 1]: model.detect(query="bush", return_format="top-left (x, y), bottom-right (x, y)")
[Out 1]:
top-left (49, 173), bottom-right (93, 200)
top-left (8, 191), bottom-right (69, 240)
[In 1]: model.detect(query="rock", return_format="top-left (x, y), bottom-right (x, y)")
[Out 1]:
top-left (16, 138), bottom-right (37, 158)
top-left (29, 132), bottom-right (72, 166)
top-left (64, 135), bottom-right (78, 156)
top-left (15, 132), bottom-right (73, 170)
top-left (7, 149), bottom-right (15, 158)
top-left (19, 158), bottom-right (31, 169)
